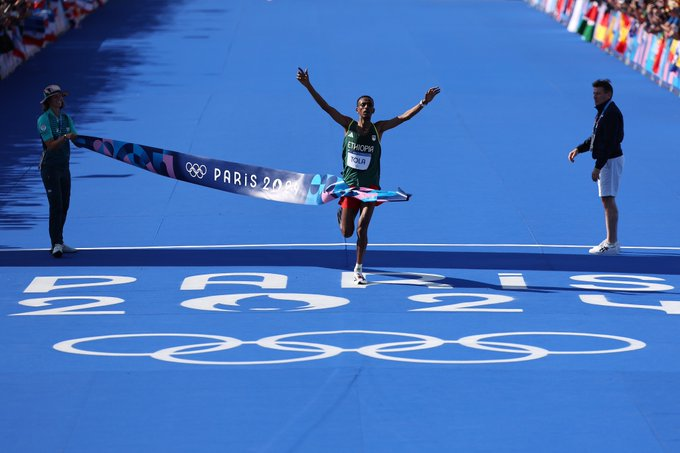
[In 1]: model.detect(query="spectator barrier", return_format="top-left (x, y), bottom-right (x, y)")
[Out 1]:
top-left (528, 0), bottom-right (680, 95)
top-left (1, 0), bottom-right (107, 80)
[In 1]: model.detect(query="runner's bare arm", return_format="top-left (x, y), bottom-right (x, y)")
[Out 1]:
top-left (375, 87), bottom-right (441, 134)
top-left (297, 68), bottom-right (352, 129)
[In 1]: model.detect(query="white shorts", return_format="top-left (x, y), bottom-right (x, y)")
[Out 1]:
top-left (598, 155), bottom-right (624, 197)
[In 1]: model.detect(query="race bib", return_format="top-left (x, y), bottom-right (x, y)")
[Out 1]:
top-left (346, 151), bottom-right (371, 170)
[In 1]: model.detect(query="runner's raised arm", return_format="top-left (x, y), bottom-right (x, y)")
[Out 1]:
top-left (375, 87), bottom-right (440, 135)
top-left (297, 68), bottom-right (352, 129)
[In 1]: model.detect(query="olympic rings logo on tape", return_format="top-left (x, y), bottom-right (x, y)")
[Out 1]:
top-left (185, 162), bottom-right (207, 179)
top-left (53, 330), bottom-right (646, 366)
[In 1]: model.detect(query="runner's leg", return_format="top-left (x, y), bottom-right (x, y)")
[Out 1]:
top-left (355, 202), bottom-right (375, 265)
top-left (340, 206), bottom-right (359, 238)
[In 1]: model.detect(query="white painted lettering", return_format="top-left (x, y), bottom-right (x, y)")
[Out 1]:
top-left (24, 276), bottom-right (136, 293)
top-left (409, 293), bottom-right (520, 312)
top-left (570, 274), bottom-right (674, 292)
top-left (12, 296), bottom-right (125, 316)
top-left (579, 294), bottom-right (680, 315)
top-left (180, 273), bottom-right (288, 290)
top-left (498, 273), bottom-right (527, 289)
top-left (181, 293), bottom-right (349, 312)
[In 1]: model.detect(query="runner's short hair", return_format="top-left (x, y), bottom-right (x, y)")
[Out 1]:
top-left (356, 95), bottom-right (374, 106)
top-left (592, 79), bottom-right (613, 95)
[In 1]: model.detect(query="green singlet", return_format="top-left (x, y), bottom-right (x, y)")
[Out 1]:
top-left (341, 120), bottom-right (381, 188)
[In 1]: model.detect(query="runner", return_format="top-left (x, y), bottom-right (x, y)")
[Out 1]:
top-left (297, 67), bottom-right (440, 283)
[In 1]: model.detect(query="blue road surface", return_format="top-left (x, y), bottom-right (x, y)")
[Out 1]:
top-left (1, 1), bottom-right (680, 452)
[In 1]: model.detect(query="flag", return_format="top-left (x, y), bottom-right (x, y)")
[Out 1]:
top-left (22, 15), bottom-right (46, 48)
top-left (568, 0), bottom-right (587, 32)
top-left (637, 30), bottom-right (652, 68)
top-left (632, 27), bottom-right (647, 65)
top-left (615, 13), bottom-right (632, 54)
top-left (545, 0), bottom-right (558, 14)
top-left (554, 0), bottom-right (566, 20)
top-left (579, 2), bottom-right (599, 42)
top-left (602, 10), bottom-right (616, 49)
top-left (669, 39), bottom-right (680, 85)
top-left (593, 9), bottom-right (610, 45)
top-left (661, 38), bottom-right (673, 83)
top-left (9, 28), bottom-right (27, 61)
top-left (652, 35), bottom-right (666, 75)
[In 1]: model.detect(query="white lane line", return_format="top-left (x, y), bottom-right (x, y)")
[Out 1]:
top-left (2, 243), bottom-right (680, 252)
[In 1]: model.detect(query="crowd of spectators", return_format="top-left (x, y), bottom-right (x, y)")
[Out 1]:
top-left (1, 1), bottom-right (105, 79)
top-left (1, 1), bottom-right (33, 30)
top-left (2, 1), bottom-right (101, 35)
top-left (536, 0), bottom-right (680, 90)
top-left (598, 1), bottom-right (680, 38)
top-left (1, 1), bottom-right (52, 61)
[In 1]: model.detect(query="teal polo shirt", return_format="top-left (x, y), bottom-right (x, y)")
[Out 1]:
top-left (37, 109), bottom-right (77, 167)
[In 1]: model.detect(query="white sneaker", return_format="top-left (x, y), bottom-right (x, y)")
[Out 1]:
top-left (589, 241), bottom-right (620, 255)
top-left (51, 243), bottom-right (64, 258)
top-left (353, 272), bottom-right (368, 285)
top-left (62, 244), bottom-right (77, 253)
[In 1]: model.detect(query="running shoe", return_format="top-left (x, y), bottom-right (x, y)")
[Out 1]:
top-left (51, 243), bottom-right (64, 258)
top-left (588, 241), bottom-right (620, 255)
top-left (62, 244), bottom-right (77, 253)
top-left (354, 272), bottom-right (368, 285)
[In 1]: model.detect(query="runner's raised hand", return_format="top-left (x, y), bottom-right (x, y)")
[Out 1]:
top-left (423, 87), bottom-right (441, 105)
top-left (296, 67), bottom-right (310, 87)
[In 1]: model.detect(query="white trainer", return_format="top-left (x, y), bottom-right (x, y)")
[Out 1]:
top-left (51, 243), bottom-right (64, 258)
top-left (62, 244), bottom-right (77, 253)
top-left (353, 272), bottom-right (368, 285)
top-left (589, 241), bottom-right (620, 255)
